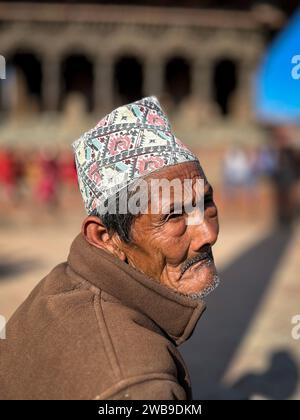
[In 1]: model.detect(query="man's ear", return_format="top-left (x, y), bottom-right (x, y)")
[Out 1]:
top-left (81, 216), bottom-right (127, 261)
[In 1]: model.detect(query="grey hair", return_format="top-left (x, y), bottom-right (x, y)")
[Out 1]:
top-left (90, 178), bottom-right (148, 243)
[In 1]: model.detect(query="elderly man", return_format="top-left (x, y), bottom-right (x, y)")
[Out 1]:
top-left (0, 97), bottom-right (219, 400)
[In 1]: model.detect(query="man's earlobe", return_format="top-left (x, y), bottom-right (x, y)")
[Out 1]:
top-left (81, 216), bottom-right (127, 261)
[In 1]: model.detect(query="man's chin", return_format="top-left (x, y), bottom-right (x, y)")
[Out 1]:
top-left (179, 263), bottom-right (220, 299)
top-left (187, 274), bottom-right (220, 300)
top-left (180, 259), bottom-right (218, 295)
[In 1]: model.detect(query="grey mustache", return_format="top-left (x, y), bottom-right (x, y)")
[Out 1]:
top-left (181, 250), bottom-right (213, 275)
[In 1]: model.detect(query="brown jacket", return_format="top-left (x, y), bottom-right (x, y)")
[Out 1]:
top-left (0, 233), bottom-right (205, 400)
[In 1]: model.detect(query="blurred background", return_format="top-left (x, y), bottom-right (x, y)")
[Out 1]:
top-left (0, 0), bottom-right (300, 400)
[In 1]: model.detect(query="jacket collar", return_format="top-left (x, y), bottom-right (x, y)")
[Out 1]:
top-left (67, 233), bottom-right (206, 346)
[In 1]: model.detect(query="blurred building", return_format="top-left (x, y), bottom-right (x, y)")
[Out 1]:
top-left (0, 1), bottom-right (286, 126)
top-left (0, 1), bottom-right (298, 222)
top-left (0, 2), bottom-right (298, 224)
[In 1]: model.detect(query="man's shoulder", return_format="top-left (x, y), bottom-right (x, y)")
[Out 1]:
top-left (0, 262), bottom-right (101, 398)
top-left (6, 261), bottom-right (93, 332)
top-left (0, 262), bottom-right (186, 399)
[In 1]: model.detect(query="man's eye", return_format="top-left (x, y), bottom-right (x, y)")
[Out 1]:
top-left (165, 212), bottom-right (183, 221)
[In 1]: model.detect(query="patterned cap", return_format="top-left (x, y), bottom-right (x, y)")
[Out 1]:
top-left (72, 96), bottom-right (199, 214)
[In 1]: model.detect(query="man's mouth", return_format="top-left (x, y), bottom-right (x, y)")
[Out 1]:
top-left (180, 247), bottom-right (214, 277)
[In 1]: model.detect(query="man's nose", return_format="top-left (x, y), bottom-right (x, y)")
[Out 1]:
top-left (189, 211), bottom-right (219, 251)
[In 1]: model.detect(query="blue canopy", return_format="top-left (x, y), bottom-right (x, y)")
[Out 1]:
top-left (255, 8), bottom-right (300, 123)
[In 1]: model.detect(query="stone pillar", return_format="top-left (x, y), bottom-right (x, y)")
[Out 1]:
top-left (94, 55), bottom-right (114, 114)
top-left (144, 55), bottom-right (164, 98)
top-left (233, 57), bottom-right (257, 121)
top-left (191, 57), bottom-right (215, 120)
top-left (43, 54), bottom-right (60, 111)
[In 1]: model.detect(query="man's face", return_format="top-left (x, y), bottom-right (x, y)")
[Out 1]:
top-left (120, 161), bottom-right (219, 297)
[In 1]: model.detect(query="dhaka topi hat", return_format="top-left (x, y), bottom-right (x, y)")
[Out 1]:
top-left (72, 96), bottom-right (199, 214)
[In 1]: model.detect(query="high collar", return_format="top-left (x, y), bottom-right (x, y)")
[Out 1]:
top-left (67, 233), bottom-right (206, 346)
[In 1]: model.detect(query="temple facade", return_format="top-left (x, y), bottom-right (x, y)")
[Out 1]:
top-left (0, 2), bottom-right (283, 122)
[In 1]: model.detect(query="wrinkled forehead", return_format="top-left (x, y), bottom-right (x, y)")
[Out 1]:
top-left (146, 160), bottom-right (205, 183)
top-left (138, 161), bottom-right (207, 213)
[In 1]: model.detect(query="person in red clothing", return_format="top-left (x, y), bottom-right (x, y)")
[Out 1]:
top-left (35, 150), bottom-right (59, 208)
top-left (0, 148), bottom-right (17, 203)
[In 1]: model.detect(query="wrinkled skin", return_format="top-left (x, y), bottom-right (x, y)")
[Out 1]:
top-left (83, 161), bottom-right (219, 296)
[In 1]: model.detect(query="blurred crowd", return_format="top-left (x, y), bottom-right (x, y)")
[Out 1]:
top-left (0, 126), bottom-right (299, 226)
top-left (0, 147), bottom-right (77, 211)
top-left (222, 127), bottom-right (300, 226)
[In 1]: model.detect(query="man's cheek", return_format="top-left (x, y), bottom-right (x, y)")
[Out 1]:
top-left (137, 243), bottom-right (165, 277)
top-left (160, 240), bottom-right (189, 268)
